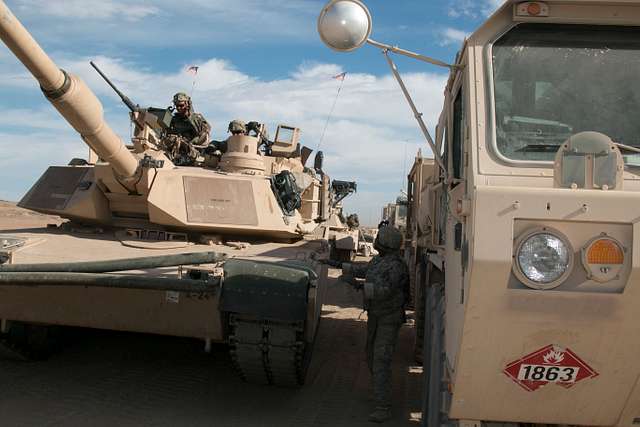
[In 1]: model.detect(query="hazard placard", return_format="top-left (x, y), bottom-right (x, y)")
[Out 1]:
top-left (503, 344), bottom-right (598, 392)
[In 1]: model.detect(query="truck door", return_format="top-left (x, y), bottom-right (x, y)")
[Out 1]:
top-left (444, 73), bottom-right (468, 374)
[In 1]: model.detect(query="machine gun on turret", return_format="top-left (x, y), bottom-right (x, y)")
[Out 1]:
top-left (90, 61), bottom-right (172, 152)
top-left (331, 180), bottom-right (357, 207)
top-left (90, 61), bottom-right (139, 113)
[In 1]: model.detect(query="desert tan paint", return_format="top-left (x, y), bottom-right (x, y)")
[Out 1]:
top-left (403, 0), bottom-right (640, 425)
top-left (0, 0), bottom-right (330, 240)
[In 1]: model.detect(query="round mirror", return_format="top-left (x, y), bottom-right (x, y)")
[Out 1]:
top-left (317, 0), bottom-right (372, 52)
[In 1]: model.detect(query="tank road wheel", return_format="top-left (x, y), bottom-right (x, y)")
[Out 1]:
top-left (0, 321), bottom-right (61, 361)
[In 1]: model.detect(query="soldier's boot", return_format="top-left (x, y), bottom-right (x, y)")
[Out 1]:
top-left (368, 406), bottom-right (392, 423)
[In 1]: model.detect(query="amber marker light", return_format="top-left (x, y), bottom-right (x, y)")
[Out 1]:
top-left (527, 2), bottom-right (541, 15)
top-left (586, 238), bottom-right (624, 265)
top-left (515, 2), bottom-right (549, 17)
top-left (582, 236), bottom-right (625, 283)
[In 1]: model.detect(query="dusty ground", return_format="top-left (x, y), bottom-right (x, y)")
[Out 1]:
top-left (0, 203), bottom-right (424, 426)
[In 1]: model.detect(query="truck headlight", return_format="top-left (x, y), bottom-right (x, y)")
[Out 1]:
top-left (514, 229), bottom-right (573, 290)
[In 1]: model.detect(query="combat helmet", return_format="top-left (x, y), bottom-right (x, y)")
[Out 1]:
top-left (173, 92), bottom-right (191, 105)
top-left (228, 119), bottom-right (247, 134)
top-left (374, 225), bottom-right (402, 253)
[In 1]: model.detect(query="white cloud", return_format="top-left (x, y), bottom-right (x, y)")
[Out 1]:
top-left (15, 0), bottom-right (159, 21)
top-left (0, 54), bottom-right (446, 222)
top-left (439, 27), bottom-right (468, 46)
top-left (448, 0), bottom-right (505, 19)
top-left (0, 130), bottom-right (86, 202)
top-left (0, 108), bottom-right (70, 131)
top-left (6, 0), bottom-right (322, 46)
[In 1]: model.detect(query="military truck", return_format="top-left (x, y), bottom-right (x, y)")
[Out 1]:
top-left (0, 0), bottom-right (358, 387)
top-left (319, 0), bottom-right (640, 424)
top-left (382, 196), bottom-right (408, 232)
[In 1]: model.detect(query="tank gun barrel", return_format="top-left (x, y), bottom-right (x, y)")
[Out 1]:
top-left (0, 0), bottom-right (138, 179)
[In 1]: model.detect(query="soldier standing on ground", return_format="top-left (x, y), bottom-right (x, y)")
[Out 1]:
top-left (341, 225), bottom-right (409, 423)
top-left (163, 92), bottom-right (211, 165)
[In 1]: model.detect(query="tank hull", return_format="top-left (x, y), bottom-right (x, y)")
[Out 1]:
top-left (0, 205), bottom-right (328, 386)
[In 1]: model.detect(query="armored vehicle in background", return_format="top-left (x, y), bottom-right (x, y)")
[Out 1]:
top-left (320, 0), bottom-right (640, 424)
top-left (381, 196), bottom-right (408, 232)
top-left (0, 0), bottom-right (356, 387)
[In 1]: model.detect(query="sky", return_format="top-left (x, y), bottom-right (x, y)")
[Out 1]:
top-left (0, 0), bottom-right (503, 226)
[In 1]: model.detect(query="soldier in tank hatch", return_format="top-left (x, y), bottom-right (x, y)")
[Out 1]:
top-left (228, 119), bottom-right (247, 136)
top-left (204, 120), bottom-right (245, 158)
top-left (341, 226), bottom-right (409, 423)
top-left (163, 92), bottom-right (211, 165)
top-left (168, 92), bottom-right (211, 145)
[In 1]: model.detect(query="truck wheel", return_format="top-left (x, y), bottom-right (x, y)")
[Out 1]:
top-left (424, 282), bottom-right (448, 426)
top-left (413, 261), bottom-right (426, 364)
top-left (421, 278), bottom-right (521, 427)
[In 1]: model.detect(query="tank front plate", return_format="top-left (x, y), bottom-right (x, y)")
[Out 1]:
top-left (20, 166), bottom-right (89, 211)
top-left (184, 176), bottom-right (258, 225)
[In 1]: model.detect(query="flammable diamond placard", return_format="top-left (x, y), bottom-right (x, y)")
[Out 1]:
top-left (504, 344), bottom-right (599, 392)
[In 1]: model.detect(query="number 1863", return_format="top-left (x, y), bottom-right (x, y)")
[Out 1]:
top-left (517, 364), bottom-right (580, 383)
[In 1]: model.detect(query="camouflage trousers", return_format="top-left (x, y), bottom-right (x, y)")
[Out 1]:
top-left (366, 310), bottom-right (403, 408)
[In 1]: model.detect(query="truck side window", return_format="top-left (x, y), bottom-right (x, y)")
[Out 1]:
top-left (452, 88), bottom-right (464, 180)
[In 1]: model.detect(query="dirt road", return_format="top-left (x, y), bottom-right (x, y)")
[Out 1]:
top-left (0, 264), bottom-right (423, 426)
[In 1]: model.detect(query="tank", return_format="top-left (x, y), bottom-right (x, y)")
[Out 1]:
top-left (319, 0), bottom-right (640, 425)
top-left (0, 0), bottom-right (355, 387)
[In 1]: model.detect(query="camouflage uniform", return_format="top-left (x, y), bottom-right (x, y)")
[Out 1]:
top-left (168, 112), bottom-right (211, 147)
top-left (163, 92), bottom-right (211, 165)
top-left (345, 226), bottom-right (408, 422)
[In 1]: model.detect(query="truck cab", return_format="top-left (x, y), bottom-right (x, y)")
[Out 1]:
top-left (318, 0), bottom-right (640, 425)
top-left (420, 1), bottom-right (640, 425)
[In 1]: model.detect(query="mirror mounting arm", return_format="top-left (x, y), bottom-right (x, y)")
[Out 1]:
top-left (367, 39), bottom-right (461, 70)
top-left (381, 49), bottom-right (447, 178)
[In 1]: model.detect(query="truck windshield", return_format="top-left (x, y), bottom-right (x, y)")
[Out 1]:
top-left (492, 24), bottom-right (640, 162)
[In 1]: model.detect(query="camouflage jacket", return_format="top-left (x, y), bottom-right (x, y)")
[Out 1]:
top-left (167, 112), bottom-right (211, 146)
top-left (352, 253), bottom-right (409, 316)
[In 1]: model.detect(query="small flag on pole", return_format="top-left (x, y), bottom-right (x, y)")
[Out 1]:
top-left (187, 66), bottom-right (199, 75)
top-left (332, 72), bottom-right (346, 81)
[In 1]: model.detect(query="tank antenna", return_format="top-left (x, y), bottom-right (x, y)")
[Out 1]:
top-left (316, 71), bottom-right (346, 150)
top-left (187, 65), bottom-right (200, 98)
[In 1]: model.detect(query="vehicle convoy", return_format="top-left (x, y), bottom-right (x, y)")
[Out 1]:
top-left (319, 0), bottom-right (640, 425)
top-left (0, 0), bottom-right (359, 387)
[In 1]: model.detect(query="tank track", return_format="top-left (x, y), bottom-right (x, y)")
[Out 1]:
top-left (228, 314), bottom-right (307, 387)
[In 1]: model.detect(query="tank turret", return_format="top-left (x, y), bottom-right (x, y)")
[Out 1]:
top-left (0, 0), bottom-right (139, 182)
top-left (0, 0), bottom-right (356, 240)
